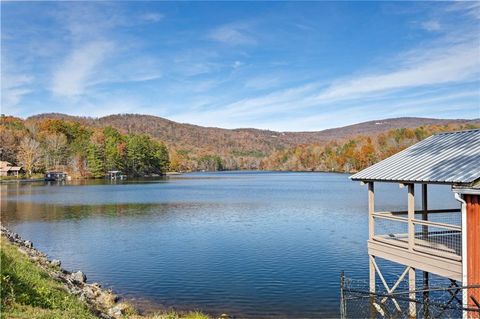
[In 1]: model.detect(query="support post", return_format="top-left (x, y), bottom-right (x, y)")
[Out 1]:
top-left (409, 267), bottom-right (416, 318)
top-left (421, 184), bottom-right (429, 319)
top-left (408, 184), bottom-right (415, 251)
top-left (368, 182), bottom-right (376, 318)
top-left (408, 184), bottom-right (416, 317)
top-left (340, 271), bottom-right (346, 319)
top-left (368, 182), bottom-right (375, 240)
top-left (368, 182), bottom-right (375, 292)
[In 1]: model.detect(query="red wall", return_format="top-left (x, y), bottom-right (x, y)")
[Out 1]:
top-left (466, 194), bottom-right (480, 318)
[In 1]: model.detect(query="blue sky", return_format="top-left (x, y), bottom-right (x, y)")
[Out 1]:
top-left (1, 1), bottom-right (479, 131)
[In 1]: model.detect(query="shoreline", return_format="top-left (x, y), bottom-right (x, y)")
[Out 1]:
top-left (0, 169), bottom-right (352, 184)
top-left (0, 225), bottom-right (223, 319)
top-left (0, 225), bottom-right (122, 318)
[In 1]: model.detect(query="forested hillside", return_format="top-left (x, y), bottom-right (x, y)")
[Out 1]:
top-left (0, 116), bottom-right (169, 178)
top-left (1, 113), bottom-right (478, 177)
top-left (260, 124), bottom-right (480, 172)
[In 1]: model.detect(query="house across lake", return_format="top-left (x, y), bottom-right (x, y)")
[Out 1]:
top-left (0, 161), bottom-right (24, 178)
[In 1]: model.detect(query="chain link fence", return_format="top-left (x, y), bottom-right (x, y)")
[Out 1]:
top-left (340, 272), bottom-right (480, 319)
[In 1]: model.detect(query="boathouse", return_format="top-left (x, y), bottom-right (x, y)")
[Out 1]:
top-left (0, 161), bottom-right (24, 177)
top-left (106, 170), bottom-right (126, 180)
top-left (350, 129), bottom-right (480, 318)
top-left (44, 171), bottom-right (68, 181)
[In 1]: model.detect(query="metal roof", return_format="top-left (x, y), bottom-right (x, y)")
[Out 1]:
top-left (350, 129), bottom-right (480, 185)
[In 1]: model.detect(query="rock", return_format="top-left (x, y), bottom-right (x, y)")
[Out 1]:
top-left (24, 240), bottom-right (33, 248)
top-left (71, 271), bottom-right (87, 283)
top-left (108, 303), bottom-right (129, 317)
top-left (51, 259), bottom-right (61, 267)
top-left (83, 286), bottom-right (96, 300)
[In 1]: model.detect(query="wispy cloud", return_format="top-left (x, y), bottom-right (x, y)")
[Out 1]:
top-left (170, 37), bottom-right (480, 130)
top-left (1, 73), bottom-right (33, 111)
top-left (140, 12), bottom-right (164, 23)
top-left (208, 23), bottom-right (256, 46)
top-left (313, 42), bottom-right (479, 103)
top-left (1, 50), bottom-right (34, 112)
top-left (445, 1), bottom-right (480, 19)
top-left (420, 20), bottom-right (441, 32)
top-left (51, 41), bottom-right (113, 97)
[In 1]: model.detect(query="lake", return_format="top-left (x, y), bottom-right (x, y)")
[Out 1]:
top-left (0, 171), bottom-right (458, 318)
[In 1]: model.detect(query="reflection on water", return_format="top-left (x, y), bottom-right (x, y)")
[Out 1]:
top-left (0, 172), bottom-right (459, 318)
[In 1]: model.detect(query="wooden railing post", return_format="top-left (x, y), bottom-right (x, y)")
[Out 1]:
top-left (408, 184), bottom-right (415, 251)
top-left (368, 182), bottom-right (375, 240)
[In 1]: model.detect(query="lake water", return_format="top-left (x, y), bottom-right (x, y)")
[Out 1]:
top-left (0, 172), bottom-right (459, 318)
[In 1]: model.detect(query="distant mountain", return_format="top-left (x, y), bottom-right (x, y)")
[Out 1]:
top-left (27, 113), bottom-right (479, 155)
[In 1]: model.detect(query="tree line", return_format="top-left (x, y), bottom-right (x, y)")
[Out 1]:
top-left (1, 115), bottom-right (478, 178)
top-left (259, 124), bottom-right (479, 172)
top-left (1, 116), bottom-right (169, 178)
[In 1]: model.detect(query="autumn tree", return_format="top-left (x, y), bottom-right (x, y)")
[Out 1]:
top-left (43, 132), bottom-right (68, 170)
top-left (17, 136), bottom-right (42, 176)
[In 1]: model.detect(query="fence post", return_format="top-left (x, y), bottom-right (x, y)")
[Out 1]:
top-left (422, 183), bottom-right (429, 319)
top-left (340, 271), bottom-right (346, 319)
top-left (408, 184), bottom-right (417, 318)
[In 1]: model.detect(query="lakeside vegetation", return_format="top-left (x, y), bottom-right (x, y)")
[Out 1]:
top-left (1, 236), bottom-right (97, 319)
top-left (1, 116), bottom-right (169, 179)
top-left (0, 235), bottom-right (211, 319)
top-left (1, 115), bottom-right (478, 178)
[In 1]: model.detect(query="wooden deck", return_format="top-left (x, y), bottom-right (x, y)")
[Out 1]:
top-left (368, 233), bottom-right (462, 281)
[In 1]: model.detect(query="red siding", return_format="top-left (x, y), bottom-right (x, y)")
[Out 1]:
top-left (466, 194), bottom-right (480, 318)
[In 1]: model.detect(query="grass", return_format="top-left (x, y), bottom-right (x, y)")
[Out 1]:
top-left (0, 236), bottom-right (212, 319)
top-left (0, 236), bottom-right (97, 319)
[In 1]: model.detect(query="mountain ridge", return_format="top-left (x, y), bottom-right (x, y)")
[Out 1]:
top-left (3, 112), bottom-right (479, 172)
top-left (27, 113), bottom-right (480, 149)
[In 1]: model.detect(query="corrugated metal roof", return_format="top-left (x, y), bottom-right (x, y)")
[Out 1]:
top-left (350, 129), bottom-right (480, 185)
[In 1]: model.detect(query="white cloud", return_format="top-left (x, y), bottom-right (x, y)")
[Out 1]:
top-left (140, 12), bottom-right (164, 23)
top-left (445, 2), bottom-right (480, 20)
top-left (420, 20), bottom-right (441, 31)
top-left (244, 75), bottom-right (281, 90)
top-left (51, 41), bottom-right (113, 97)
top-left (168, 38), bottom-right (480, 130)
top-left (232, 60), bottom-right (243, 69)
top-left (208, 23), bottom-right (256, 46)
top-left (313, 42), bottom-right (480, 103)
top-left (1, 72), bottom-right (33, 111)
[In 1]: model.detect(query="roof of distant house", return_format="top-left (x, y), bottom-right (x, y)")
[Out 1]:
top-left (0, 166), bottom-right (22, 172)
top-left (0, 161), bottom-right (12, 168)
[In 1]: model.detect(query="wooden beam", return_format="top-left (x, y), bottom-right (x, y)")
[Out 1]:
top-left (374, 208), bottom-right (461, 216)
top-left (368, 240), bottom-right (462, 281)
top-left (409, 267), bottom-right (416, 318)
top-left (369, 254), bottom-right (376, 318)
top-left (368, 182), bottom-right (375, 240)
top-left (408, 184), bottom-right (415, 251)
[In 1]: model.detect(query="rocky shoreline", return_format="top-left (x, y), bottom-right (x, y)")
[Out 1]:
top-left (0, 225), bottom-right (130, 318)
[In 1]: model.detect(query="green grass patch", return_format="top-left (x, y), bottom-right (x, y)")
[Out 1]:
top-left (0, 237), bottom-right (97, 319)
top-left (0, 236), bottom-right (212, 319)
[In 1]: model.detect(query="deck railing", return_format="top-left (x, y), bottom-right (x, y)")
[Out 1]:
top-left (372, 209), bottom-right (462, 261)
